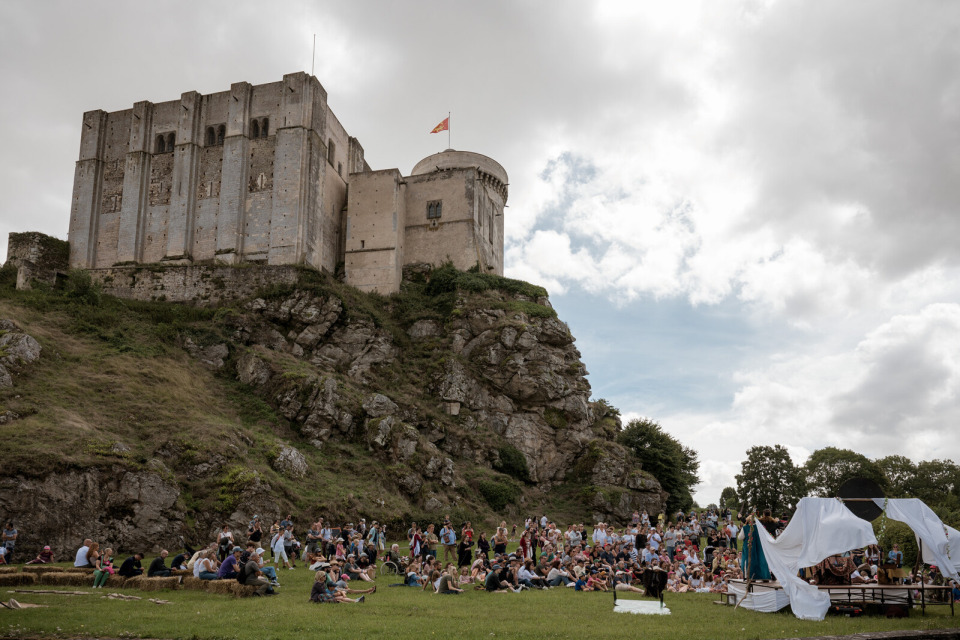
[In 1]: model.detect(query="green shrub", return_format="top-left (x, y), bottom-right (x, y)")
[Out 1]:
top-left (477, 478), bottom-right (522, 511)
top-left (543, 407), bottom-right (568, 429)
top-left (494, 444), bottom-right (530, 482)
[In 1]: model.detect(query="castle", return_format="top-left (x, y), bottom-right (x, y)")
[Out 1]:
top-left (67, 72), bottom-right (507, 294)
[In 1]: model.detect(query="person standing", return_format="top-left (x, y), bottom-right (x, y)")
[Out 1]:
top-left (247, 516), bottom-right (263, 547)
top-left (2, 522), bottom-right (17, 563)
top-left (440, 523), bottom-right (457, 563)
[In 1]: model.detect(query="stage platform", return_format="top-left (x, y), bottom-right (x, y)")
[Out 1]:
top-left (721, 579), bottom-right (954, 616)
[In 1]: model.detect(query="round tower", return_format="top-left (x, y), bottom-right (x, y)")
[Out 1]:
top-left (411, 149), bottom-right (508, 203)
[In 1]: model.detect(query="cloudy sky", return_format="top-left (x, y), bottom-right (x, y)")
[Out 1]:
top-left (3, 0), bottom-right (959, 505)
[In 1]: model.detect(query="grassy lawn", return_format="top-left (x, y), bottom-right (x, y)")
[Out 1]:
top-left (1, 563), bottom-right (956, 640)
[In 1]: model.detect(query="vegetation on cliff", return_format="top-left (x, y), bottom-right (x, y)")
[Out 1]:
top-left (0, 262), bottom-right (672, 554)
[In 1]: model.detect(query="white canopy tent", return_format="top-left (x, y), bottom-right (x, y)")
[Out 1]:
top-left (732, 496), bottom-right (958, 621)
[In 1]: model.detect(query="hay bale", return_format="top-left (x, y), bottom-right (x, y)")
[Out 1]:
top-left (37, 572), bottom-right (72, 586)
top-left (181, 576), bottom-right (207, 591)
top-left (135, 576), bottom-right (180, 592)
top-left (171, 569), bottom-right (192, 577)
top-left (21, 566), bottom-right (61, 576)
top-left (63, 567), bottom-right (95, 574)
top-left (122, 575), bottom-right (145, 590)
top-left (0, 566), bottom-right (20, 574)
top-left (206, 580), bottom-right (236, 596)
top-left (40, 572), bottom-right (94, 587)
top-left (230, 583), bottom-right (258, 598)
top-left (105, 574), bottom-right (127, 588)
top-left (0, 573), bottom-right (37, 587)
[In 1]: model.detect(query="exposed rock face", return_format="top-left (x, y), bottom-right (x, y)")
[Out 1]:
top-left (183, 338), bottom-right (228, 370)
top-left (272, 445), bottom-right (308, 479)
top-left (226, 283), bottom-right (663, 520)
top-left (0, 319), bottom-right (42, 388)
top-left (0, 469), bottom-right (181, 556)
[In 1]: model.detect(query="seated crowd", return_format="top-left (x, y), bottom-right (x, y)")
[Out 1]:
top-left (9, 507), bottom-right (958, 603)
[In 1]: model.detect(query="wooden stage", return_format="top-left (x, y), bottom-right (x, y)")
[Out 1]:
top-left (721, 579), bottom-right (954, 616)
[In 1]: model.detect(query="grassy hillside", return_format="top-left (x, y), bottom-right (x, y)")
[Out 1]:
top-left (0, 263), bottom-right (654, 545)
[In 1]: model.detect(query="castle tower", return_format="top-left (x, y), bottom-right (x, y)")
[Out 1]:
top-left (405, 150), bottom-right (507, 276)
top-left (343, 149), bottom-right (507, 294)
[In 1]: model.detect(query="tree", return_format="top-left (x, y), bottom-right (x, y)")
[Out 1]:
top-left (802, 447), bottom-right (887, 497)
top-left (617, 418), bottom-right (700, 513)
top-left (735, 445), bottom-right (805, 516)
top-left (876, 455), bottom-right (916, 497)
top-left (719, 486), bottom-right (739, 512)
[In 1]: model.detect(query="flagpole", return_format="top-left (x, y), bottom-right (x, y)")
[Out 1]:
top-left (448, 111), bottom-right (451, 149)
top-left (311, 34), bottom-right (316, 76)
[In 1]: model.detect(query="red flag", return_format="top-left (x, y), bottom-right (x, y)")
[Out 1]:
top-left (430, 117), bottom-right (449, 134)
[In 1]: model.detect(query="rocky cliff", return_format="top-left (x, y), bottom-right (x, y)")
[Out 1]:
top-left (0, 262), bottom-right (664, 555)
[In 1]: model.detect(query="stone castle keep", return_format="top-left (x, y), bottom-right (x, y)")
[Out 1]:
top-left (67, 72), bottom-right (507, 293)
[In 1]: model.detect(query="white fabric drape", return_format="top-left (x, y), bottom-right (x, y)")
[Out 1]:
top-left (753, 497), bottom-right (877, 621)
top-left (874, 498), bottom-right (960, 582)
top-left (727, 581), bottom-right (791, 612)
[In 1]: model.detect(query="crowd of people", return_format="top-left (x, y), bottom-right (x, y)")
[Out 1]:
top-left (4, 507), bottom-right (959, 604)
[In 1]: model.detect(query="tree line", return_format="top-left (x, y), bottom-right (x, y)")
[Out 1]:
top-left (724, 445), bottom-right (960, 529)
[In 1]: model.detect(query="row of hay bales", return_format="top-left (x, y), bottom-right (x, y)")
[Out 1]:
top-left (0, 565), bottom-right (257, 597)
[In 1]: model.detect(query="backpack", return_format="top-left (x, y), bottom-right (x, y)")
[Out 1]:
top-left (236, 552), bottom-right (250, 583)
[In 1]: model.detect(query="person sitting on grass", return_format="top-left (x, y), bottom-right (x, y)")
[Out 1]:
top-left (328, 564), bottom-right (376, 596)
top-left (437, 566), bottom-right (463, 594)
top-left (519, 559), bottom-right (547, 589)
top-left (484, 563), bottom-right (518, 592)
top-left (26, 546), bottom-right (55, 565)
top-left (310, 570), bottom-right (365, 603)
top-left (546, 559), bottom-right (574, 587)
top-left (574, 573), bottom-right (592, 591)
top-left (148, 550), bottom-right (171, 577)
top-left (344, 554), bottom-right (375, 582)
top-left (424, 569), bottom-right (442, 591)
top-left (92, 548), bottom-right (114, 588)
top-left (588, 570), bottom-right (609, 592)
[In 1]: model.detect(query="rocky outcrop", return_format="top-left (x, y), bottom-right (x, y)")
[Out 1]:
top-left (272, 445), bottom-right (308, 479)
top-left (0, 468), bottom-right (181, 556)
top-left (223, 280), bottom-right (663, 520)
top-left (0, 319), bottom-right (41, 387)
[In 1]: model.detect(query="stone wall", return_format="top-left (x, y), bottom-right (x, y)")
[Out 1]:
top-left (4, 232), bottom-right (69, 290)
top-left (90, 264), bottom-right (301, 306)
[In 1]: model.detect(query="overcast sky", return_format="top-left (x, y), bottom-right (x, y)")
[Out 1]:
top-left (3, 0), bottom-right (959, 506)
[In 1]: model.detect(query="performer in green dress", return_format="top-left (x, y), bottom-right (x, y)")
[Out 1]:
top-left (741, 514), bottom-right (771, 581)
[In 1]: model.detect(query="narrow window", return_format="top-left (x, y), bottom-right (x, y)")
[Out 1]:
top-left (427, 200), bottom-right (442, 219)
top-left (327, 139), bottom-right (336, 165)
top-left (205, 127), bottom-right (215, 146)
top-left (337, 162), bottom-right (342, 177)
top-left (217, 125), bottom-right (225, 145)
top-left (252, 120), bottom-right (260, 139)
top-left (167, 132), bottom-right (175, 150)
top-left (261, 118), bottom-right (269, 137)
top-left (155, 135), bottom-right (164, 153)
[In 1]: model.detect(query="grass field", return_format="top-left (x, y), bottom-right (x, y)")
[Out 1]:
top-left (1, 562), bottom-right (956, 640)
